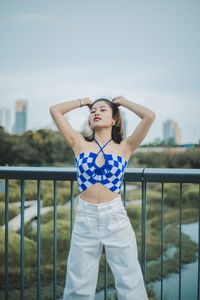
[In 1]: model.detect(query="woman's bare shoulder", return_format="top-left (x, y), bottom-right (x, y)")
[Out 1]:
top-left (73, 138), bottom-right (94, 157)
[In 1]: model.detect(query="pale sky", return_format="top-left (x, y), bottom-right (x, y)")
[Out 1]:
top-left (0, 0), bottom-right (199, 144)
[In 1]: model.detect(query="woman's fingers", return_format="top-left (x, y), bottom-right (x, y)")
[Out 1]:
top-left (112, 96), bottom-right (121, 106)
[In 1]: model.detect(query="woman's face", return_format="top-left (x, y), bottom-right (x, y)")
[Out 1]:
top-left (89, 101), bottom-right (114, 130)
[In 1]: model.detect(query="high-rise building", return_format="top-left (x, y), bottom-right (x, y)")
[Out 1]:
top-left (0, 107), bottom-right (11, 133)
top-left (163, 119), bottom-right (182, 144)
top-left (12, 100), bottom-right (28, 135)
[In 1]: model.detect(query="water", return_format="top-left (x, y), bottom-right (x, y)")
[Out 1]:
top-left (152, 222), bottom-right (199, 300)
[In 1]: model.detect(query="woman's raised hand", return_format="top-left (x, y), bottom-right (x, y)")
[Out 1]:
top-left (82, 97), bottom-right (93, 107)
top-left (112, 96), bottom-right (127, 107)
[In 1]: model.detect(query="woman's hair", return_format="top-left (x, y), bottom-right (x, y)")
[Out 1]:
top-left (84, 98), bottom-right (124, 144)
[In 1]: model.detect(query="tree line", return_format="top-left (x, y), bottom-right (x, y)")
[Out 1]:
top-left (0, 125), bottom-right (200, 168)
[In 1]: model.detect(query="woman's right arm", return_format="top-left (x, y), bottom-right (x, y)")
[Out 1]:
top-left (49, 97), bottom-right (92, 151)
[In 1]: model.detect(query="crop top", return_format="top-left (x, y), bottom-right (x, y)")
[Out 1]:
top-left (75, 138), bottom-right (128, 194)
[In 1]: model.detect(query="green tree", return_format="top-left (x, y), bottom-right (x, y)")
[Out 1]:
top-left (0, 127), bottom-right (74, 166)
top-left (166, 137), bottom-right (176, 146)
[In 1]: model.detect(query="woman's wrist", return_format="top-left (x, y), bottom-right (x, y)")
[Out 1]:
top-left (79, 97), bottom-right (93, 108)
top-left (79, 98), bottom-right (84, 107)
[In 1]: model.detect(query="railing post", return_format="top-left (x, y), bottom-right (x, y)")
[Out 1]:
top-left (123, 179), bottom-right (126, 208)
top-left (53, 180), bottom-right (57, 299)
top-left (5, 179), bottom-right (8, 300)
top-left (143, 181), bottom-right (147, 283)
top-left (179, 183), bottom-right (182, 300)
top-left (198, 183), bottom-right (200, 300)
top-left (141, 174), bottom-right (144, 274)
top-left (141, 168), bottom-right (146, 283)
top-left (20, 179), bottom-right (25, 300)
top-left (104, 251), bottom-right (107, 300)
top-left (70, 181), bottom-right (74, 240)
top-left (161, 182), bottom-right (164, 300)
top-left (37, 180), bottom-right (41, 300)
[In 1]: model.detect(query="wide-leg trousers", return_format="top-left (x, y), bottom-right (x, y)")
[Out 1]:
top-left (63, 194), bottom-right (148, 300)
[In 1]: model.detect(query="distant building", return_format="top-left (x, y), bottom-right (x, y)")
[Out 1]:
top-left (12, 100), bottom-right (28, 135)
top-left (0, 107), bottom-right (11, 133)
top-left (163, 119), bottom-right (182, 144)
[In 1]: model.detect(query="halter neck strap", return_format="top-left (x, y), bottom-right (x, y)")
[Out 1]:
top-left (94, 138), bottom-right (112, 154)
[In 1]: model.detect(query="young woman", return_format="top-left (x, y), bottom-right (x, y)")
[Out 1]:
top-left (50, 96), bottom-right (156, 300)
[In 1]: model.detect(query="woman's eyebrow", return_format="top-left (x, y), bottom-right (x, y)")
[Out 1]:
top-left (91, 106), bottom-right (107, 110)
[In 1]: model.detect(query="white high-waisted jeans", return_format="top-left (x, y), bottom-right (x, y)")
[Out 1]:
top-left (63, 194), bottom-right (148, 300)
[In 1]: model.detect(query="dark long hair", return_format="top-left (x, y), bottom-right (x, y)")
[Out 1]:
top-left (84, 98), bottom-right (124, 144)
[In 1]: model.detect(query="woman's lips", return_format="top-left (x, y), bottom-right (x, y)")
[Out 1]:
top-left (94, 118), bottom-right (101, 121)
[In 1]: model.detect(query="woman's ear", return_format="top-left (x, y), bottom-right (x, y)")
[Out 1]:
top-left (112, 118), bottom-right (116, 126)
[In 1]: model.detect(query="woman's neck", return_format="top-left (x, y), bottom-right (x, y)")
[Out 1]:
top-left (94, 131), bottom-right (112, 146)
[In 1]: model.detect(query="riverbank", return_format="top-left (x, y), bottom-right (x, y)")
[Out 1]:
top-left (152, 222), bottom-right (199, 300)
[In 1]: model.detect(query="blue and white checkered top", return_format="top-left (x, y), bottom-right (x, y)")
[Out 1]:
top-left (75, 138), bottom-right (128, 194)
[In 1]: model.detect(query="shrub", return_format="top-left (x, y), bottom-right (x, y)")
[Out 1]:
top-left (0, 227), bottom-right (37, 268)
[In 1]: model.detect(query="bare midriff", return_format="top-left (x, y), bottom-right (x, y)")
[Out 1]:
top-left (79, 182), bottom-right (121, 204)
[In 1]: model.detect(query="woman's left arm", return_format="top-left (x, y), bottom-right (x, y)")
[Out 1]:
top-left (112, 96), bottom-right (156, 153)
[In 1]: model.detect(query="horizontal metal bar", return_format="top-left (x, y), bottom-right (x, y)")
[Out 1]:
top-left (0, 166), bottom-right (77, 180)
top-left (0, 166), bottom-right (200, 183)
top-left (143, 168), bottom-right (200, 183)
top-left (123, 168), bottom-right (145, 182)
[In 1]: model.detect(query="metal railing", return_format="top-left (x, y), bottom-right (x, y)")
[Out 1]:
top-left (0, 166), bottom-right (200, 300)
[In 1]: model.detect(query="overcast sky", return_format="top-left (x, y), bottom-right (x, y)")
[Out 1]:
top-left (0, 0), bottom-right (199, 144)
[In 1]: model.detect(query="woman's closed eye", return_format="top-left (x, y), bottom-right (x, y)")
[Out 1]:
top-left (91, 110), bottom-right (106, 113)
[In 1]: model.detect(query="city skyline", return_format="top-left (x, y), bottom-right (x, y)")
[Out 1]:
top-left (0, 100), bottom-right (197, 145)
top-left (0, 0), bottom-right (199, 144)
